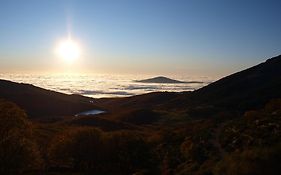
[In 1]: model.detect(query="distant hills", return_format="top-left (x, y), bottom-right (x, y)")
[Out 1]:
top-left (135, 76), bottom-right (202, 84)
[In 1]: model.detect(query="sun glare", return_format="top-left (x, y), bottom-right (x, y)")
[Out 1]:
top-left (56, 38), bottom-right (81, 63)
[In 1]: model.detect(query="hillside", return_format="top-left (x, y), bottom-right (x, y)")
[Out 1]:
top-left (196, 55), bottom-right (281, 109)
top-left (166, 55), bottom-right (281, 114)
top-left (0, 80), bottom-right (99, 118)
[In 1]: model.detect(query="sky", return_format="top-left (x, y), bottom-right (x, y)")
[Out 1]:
top-left (0, 0), bottom-right (281, 77)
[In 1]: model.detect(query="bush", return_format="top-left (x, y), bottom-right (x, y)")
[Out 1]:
top-left (48, 128), bottom-right (156, 174)
top-left (214, 145), bottom-right (281, 175)
top-left (48, 127), bottom-right (105, 170)
top-left (0, 100), bottom-right (42, 174)
top-left (106, 131), bottom-right (155, 173)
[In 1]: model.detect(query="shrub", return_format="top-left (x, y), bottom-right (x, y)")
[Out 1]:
top-left (48, 127), bottom-right (105, 170)
top-left (106, 131), bottom-right (155, 173)
top-left (0, 100), bottom-right (42, 174)
top-left (48, 128), bottom-right (156, 174)
top-left (214, 144), bottom-right (281, 175)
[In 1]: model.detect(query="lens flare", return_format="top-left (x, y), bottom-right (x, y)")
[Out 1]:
top-left (56, 38), bottom-right (81, 63)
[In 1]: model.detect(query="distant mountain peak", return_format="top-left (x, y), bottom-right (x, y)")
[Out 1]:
top-left (135, 76), bottom-right (184, 84)
top-left (135, 76), bottom-right (203, 84)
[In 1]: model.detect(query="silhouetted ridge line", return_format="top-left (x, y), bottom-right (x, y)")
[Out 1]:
top-left (176, 54), bottom-right (281, 112)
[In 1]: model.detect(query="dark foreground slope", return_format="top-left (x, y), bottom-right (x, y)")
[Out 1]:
top-left (0, 80), bottom-right (99, 118)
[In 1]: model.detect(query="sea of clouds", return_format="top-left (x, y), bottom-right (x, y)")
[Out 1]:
top-left (0, 73), bottom-right (213, 98)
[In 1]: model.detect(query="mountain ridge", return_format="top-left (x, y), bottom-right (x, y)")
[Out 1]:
top-left (166, 54), bottom-right (281, 114)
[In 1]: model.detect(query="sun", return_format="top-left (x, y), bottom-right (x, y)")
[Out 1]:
top-left (56, 38), bottom-right (81, 63)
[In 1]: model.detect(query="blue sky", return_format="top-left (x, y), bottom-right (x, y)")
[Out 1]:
top-left (0, 0), bottom-right (281, 76)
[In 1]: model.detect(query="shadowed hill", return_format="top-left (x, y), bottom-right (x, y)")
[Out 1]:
top-left (0, 80), bottom-right (99, 118)
top-left (170, 55), bottom-right (281, 113)
top-left (97, 91), bottom-right (180, 111)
